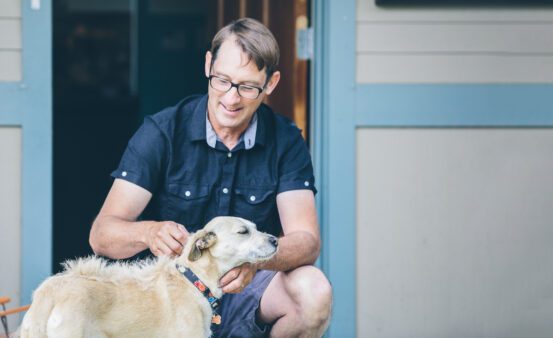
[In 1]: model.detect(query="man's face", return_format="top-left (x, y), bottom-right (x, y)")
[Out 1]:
top-left (205, 37), bottom-right (280, 136)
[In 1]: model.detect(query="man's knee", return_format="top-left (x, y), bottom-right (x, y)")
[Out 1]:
top-left (285, 266), bottom-right (332, 327)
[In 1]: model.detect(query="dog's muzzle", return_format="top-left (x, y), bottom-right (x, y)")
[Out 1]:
top-left (268, 236), bottom-right (278, 247)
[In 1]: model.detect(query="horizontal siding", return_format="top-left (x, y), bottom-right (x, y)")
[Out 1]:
top-left (0, 0), bottom-right (22, 83)
top-left (0, 50), bottom-right (22, 81)
top-left (0, 0), bottom-right (21, 18)
top-left (357, 54), bottom-right (553, 83)
top-left (358, 23), bottom-right (553, 53)
top-left (356, 0), bottom-right (553, 83)
top-left (0, 19), bottom-right (22, 49)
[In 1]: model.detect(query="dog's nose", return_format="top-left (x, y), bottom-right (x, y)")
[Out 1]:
top-left (269, 236), bottom-right (278, 247)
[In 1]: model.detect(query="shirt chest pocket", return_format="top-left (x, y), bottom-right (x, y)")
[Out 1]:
top-left (166, 183), bottom-right (210, 229)
top-left (233, 186), bottom-right (276, 226)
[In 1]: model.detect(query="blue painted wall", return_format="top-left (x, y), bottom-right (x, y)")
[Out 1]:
top-left (0, 2), bottom-right (53, 305)
top-left (314, 0), bottom-right (357, 336)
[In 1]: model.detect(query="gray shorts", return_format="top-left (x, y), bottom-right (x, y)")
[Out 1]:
top-left (214, 270), bottom-right (277, 338)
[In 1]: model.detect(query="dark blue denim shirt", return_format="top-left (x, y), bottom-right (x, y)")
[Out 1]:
top-left (111, 94), bottom-right (316, 237)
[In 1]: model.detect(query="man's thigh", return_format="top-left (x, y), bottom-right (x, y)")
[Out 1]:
top-left (216, 270), bottom-right (277, 338)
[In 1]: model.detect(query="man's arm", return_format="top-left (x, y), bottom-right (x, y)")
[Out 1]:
top-left (220, 189), bottom-right (320, 293)
top-left (260, 189), bottom-right (320, 270)
top-left (89, 178), bottom-right (189, 259)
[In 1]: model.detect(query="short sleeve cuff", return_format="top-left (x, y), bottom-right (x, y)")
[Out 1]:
top-left (110, 168), bottom-right (154, 193)
top-left (277, 179), bottom-right (317, 195)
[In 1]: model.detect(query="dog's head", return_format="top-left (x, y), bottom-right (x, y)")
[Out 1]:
top-left (181, 216), bottom-right (278, 274)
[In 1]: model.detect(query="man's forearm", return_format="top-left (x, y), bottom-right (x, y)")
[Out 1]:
top-left (257, 231), bottom-right (320, 272)
top-left (89, 215), bottom-right (153, 259)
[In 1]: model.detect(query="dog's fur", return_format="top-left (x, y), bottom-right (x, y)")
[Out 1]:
top-left (19, 216), bottom-right (278, 338)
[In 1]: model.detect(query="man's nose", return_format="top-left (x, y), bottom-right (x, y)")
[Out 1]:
top-left (223, 86), bottom-right (241, 104)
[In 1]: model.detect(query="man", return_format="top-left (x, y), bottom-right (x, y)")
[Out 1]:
top-left (90, 18), bottom-right (332, 337)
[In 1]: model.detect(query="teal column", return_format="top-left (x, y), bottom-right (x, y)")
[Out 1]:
top-left (314, 0), bottom-right (357, 336)
top-left (20, 0), bottom-right (53, 304)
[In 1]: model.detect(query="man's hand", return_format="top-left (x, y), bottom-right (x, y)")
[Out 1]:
top-left (219, 263), bottom-right (258, 294)
top-left (147, 221), bottom-right (189, 257)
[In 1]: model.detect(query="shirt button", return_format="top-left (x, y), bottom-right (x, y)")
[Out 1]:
top-left (304, 181), bottom-right (310, 187)
top-left (222, 188), bottom-right (229, 194)
top-left (227, 152), bottom-right (232, 158)
top-left (249, 195), bottom-right (256, 202)
top-left (121, 171), bottom-right (127, 177)
top-left (185, 191), bottom-right (191, 197)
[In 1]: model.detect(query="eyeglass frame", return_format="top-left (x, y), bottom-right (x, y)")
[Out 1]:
top-left (207, 74), bottom-right (266, 99)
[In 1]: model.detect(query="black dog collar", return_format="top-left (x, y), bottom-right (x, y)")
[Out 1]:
top-left (176, 264), bottom-right (222, 328)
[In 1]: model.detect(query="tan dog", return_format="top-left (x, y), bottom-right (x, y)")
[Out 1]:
top-left (20, 216), bottom-right (278, 338)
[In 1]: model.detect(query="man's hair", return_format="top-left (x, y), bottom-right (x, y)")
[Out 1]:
top-left (210, 18), bottom-right (280, 82)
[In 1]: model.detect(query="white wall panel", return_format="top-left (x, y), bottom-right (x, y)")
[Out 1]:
top-left (357, 54), bottom-right (553, 83)
top-left (358, 23), bottom-right (553, 53)
top-left (0, 50), bottom-right (22, 81)
top-left (0, 127), bottom-right (22, 331)
top-left (0, 19), bottom-right (22, 49)
top-left (356, 128), bottom-right (553, 338)
top-left (0, 0), bottom-right (21, 18)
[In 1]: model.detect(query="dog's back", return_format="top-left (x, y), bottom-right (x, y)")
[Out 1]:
top-left (20, 274), bottom-right (64, 337)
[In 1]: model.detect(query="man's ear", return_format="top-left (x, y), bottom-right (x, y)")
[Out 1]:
top-left (264, 71), bottom-right (280, 95)
top-left (205, 51), bottom-right (212, 78)
top-left (188, 231), bottom-right (217, 262)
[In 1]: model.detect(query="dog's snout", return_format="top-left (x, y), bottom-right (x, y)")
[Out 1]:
top-left (268, 236), bottom-right (278, 247)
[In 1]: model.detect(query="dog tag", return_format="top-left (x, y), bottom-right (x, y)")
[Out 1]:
top-left (212, 314), bottom-right (221, 325)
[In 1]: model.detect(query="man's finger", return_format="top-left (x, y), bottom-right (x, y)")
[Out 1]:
top-left (219, 268), bottom-right (240, 287)
top-left (156, 241), bottom-right (178, 257)
top-left (222, 277), bottom-right (245, 294)
top-left (176, 223), bottom-right (189, 236)
top-left (163, 222), bottom-right (187, 245)
top-left (164, 236), bottom-right (184, 255)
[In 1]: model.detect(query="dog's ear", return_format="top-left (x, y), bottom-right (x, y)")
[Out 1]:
top-left (188, 231), bottom-right (217, 261)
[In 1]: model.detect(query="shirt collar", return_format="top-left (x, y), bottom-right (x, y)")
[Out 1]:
top-left (187, 94), bottom-right (267, 148)
top-left (205, 111), bottom-right (257, 150)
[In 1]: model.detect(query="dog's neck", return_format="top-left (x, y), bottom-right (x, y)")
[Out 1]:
top-left (173, 253), bottom-right (224, 299)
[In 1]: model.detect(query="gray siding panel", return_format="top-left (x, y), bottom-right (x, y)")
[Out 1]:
top-left (357, 23), bottom-right (553, 54)
top-left (0, 0), bottom-right (22, 82)
top-left (0, 19), bottom-right (21, 49)
top-left (356, 1), bottom-right (553, 83)
top-left (357, 54), bottom-right (553, 83)
top-left (0, 0), bottom-right (21, 18)
top-left (0, 50), bottom-right (21, 81)
top-left (356, 128), bottom-right (553, 337)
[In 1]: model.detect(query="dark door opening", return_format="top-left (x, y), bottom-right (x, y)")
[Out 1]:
top-left (53, 0), bottom-right (311, 271)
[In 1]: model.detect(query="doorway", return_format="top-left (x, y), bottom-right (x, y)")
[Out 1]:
top-left (53, 0), bottom-right (311, 270)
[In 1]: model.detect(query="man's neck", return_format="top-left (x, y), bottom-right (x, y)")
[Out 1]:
top-left (207, 111), bottom-right (250, 150)
top-left (215, 127), bottom-right (245, 150)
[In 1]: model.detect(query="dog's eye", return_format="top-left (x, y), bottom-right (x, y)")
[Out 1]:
top-left (237, 228), bottom-right (249, 235)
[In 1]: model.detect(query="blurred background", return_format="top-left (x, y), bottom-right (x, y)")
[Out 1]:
top-left (52, 0), bottom-right (310, 272)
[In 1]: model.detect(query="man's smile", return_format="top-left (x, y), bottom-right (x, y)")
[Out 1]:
top-left (220, 103), bottom-right (243, 115)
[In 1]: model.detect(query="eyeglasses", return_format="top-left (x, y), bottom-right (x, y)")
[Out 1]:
top-left (208, 75), bottom-right (264, 99)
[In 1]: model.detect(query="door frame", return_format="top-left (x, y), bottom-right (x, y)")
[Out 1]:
top-left (311, 0), bottom-right (357, 336)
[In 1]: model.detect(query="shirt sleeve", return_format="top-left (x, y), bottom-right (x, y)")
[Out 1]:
top-left (111, 116), bottom-right (168, 193)
top-left (277, 128), bottom-right (317, 195)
